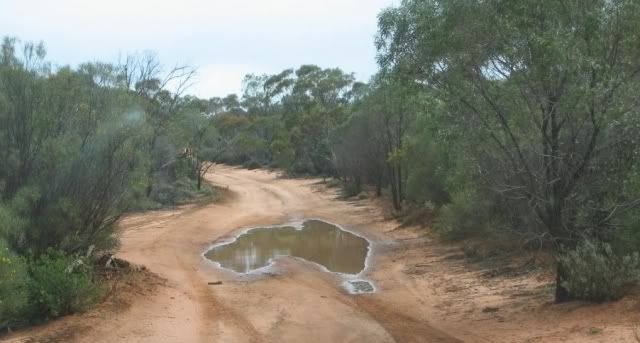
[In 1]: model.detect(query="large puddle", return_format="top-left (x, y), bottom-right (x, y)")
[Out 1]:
top-left (204, 219), bottom-right (370, 275)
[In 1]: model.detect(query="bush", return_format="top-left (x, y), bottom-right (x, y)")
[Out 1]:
top-left (0, 241), bottom-right (28, 330)
top-left (433, 189), bottom-right (495, 240)
top-left (559, 240), bottom-right (640, 302)
top-left (26, 250), bottom-right (102, 319)
top-left (399, 204), bottom-right (436, 228)
top-left (341, 181), bottom-right (361, 198)
top-left (139, 176), bottom-right (217, 210)
top-left (149, 177), bottom-right (196, 206)
top-left (243, 160), bottom-right (262, 170)
top-left (289, 159), bottom-right (315, 175)
top-left (324, 179), bottom-right (341, 188)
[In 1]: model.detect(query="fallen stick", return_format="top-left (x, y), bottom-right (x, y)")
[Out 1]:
top-left (208, 281), bottom-right (223, 285)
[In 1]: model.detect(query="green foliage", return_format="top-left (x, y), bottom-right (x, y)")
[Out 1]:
top-left (149, 178), bottom-right (194, 206)
top-left (404, 108), bottom-right (454, 206)
top-left (434, 188), bottom-right (493, 241)
top-left (270, 137), bottom-right (294, 169)
top-left (212, 65), bottom-right (356, 175)
top-left (232, 132), bottom-right (268, 162)
top-left (0, 203), bottom-right (26, 251)
top-left (1, 246), bottom-right (103, 328)
top-left (26, 249), bottom-right (102, 319)
top-left (0, 241), bottom-right (28, 329)
top-left (243, 160), bottom-right (262, 170)
top-left (0, 37), bottom-right (221, 326)
top-left (147, 177), bottom-right (214, 207)
top-left (559, 240), bottom-right (640, 302)
top-left (375, 0), bottom-right (640, 302)
top-left (324, 178), bottom-right (341, 189)
top-left (341, 181), bottom-right (361, 199)
top-left (0, 42), bottom-right (153, 256)
top-left (289, 158), bottom-right (316, 176)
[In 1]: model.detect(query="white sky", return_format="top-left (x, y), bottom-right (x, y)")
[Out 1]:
top-left (0, 0), bottom-right (397, 98)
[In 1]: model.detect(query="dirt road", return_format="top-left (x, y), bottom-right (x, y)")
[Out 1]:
top-left (104, 166), bottom-right (462, 342)
top-left (6, 166), bottom-right (640, 342)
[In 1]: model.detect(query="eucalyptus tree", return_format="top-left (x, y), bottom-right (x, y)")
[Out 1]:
top-left (212, 66), bottom-right (357, 174)
top-left (378, 0), bottom-right (640, 301)
top-left (332, 109), bottom-right (388, 197)
top-left (0, 38), bottom-right (148, 255)
top-left (117, 52), bottom-right (197, 196)
top-left (175, 96), bottom-right (227, 190)
top-left (278, 65), bottom-right (356, 174)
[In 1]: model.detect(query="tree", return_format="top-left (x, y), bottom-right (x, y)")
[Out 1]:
top-left (377, 0), bottom-right (640, 301)
top-left (117, 52), bottom-right (197, 196)
top-left (177, 99), bottom-right (225, 190)
top-left (0, 38), bottom-right (149, 255)
top-left (211, 66), bottom-right (358, 175)
top-left (280, 65), bottom-right (356, 174)
top-left (332, 110), bottom-right (387, 196)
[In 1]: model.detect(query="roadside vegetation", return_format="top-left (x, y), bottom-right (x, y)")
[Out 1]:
top-left (0, 38), bottom-right (220, 331)
top-left (207, 0), bottom-right (640, 304)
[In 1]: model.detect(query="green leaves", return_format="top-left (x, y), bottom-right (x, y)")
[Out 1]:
top-left (0, 240), bottom-right (28, 329)
top-left (559, 240), bottom-right (640, 302)
top-left (26, 249), bottom-right (101, 319)
top-left (212, 65), bottom-right (358, 175)
top-left (375, 0), bottom-right (640, 301)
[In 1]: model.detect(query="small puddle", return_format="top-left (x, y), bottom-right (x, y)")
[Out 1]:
top-left (205, 219), bottom-right (369, 275)
top-left (344, 280), bottom-right (376, 294)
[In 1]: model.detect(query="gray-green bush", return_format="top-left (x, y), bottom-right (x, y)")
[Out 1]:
top-left (559, 240), bottom-right (640, 302)
top-left (0, 37), bottom-right (219, 327)
top-left (26, 250), bottom-right (102, 319)
top-left (0, 240), bottom-right (28, 330)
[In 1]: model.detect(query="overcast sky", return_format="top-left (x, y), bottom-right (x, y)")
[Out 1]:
top-left (0, 0), bottom-right (398, 98)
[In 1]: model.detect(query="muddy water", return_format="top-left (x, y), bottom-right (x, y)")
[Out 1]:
top-left (205, 219), bottom-right (369, 274)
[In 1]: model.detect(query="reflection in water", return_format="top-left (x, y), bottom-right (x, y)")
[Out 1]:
top-left (205, 219), bottom-right (369, 275)
top-left (345, 280), bottom-right (375, 294)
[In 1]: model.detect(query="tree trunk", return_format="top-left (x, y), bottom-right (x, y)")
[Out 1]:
top-left (145, 134), bottom-right (159, 197)
top-left (554, 261), bottom-right (573, 303)
top-left (551, 212), bottom-right (578, 303)
top-left (389, 166), bottom-right (401, 211)
top-left (145, 182), bottom-right (153, 197)
top-left (544, 197), bottom-right (574, 303)
top-left (397, 164), bottom-right (403, 206)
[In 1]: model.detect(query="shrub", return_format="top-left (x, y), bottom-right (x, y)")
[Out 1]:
top-left (324, 179), bottom-right (341, 188)
top-left (140, 176), bottom-right (217, 210)
top-left (559, 240), bottom-right (640, 302)
top-left (26, 250), bottom-right (102, 319)
top-left (289, 159), bottom-right (315, 175)
top-left (399, 203), bottom-right (436, 228)
top-left (243, 160), bottom-right (262, 170)
top-left (433, 189), bottom-right (494, 240)
top-left (341, 181), bottom-right (361, 198)
top-left (149, 182), bottom-right (184, 205)
top-left (149, 177), bottom-right (197, 206)
top-left (0, 241), bottom-right (28, 330)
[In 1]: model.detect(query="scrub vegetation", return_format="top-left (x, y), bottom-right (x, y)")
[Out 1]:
top-left (0, 38), bottom-right (220, 330)
top-left (207, 0), bottom-right (640, 304)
